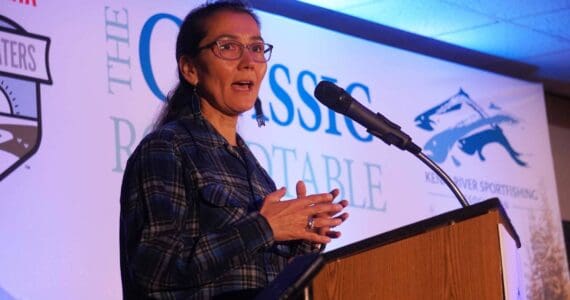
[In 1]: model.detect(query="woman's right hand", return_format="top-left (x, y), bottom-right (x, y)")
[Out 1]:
top-left (260, 187), bottom-right (345, 244)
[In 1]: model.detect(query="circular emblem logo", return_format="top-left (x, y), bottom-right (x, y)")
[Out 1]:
top-left (0, 16), bottom-right (52, 180)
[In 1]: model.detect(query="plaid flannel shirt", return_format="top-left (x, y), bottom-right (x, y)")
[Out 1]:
top-left (120, 100), bottom-right (316, 299)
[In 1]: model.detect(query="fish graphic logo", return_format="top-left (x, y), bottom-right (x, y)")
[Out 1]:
top-left (0, 15), bottom-right (52, 181)
top-left (414, 89), bottom-right (526, 167)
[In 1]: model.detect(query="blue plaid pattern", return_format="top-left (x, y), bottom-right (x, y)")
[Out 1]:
top-left (120, 101), bottom-right (315, 299)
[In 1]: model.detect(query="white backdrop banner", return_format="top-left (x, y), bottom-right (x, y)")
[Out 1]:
top-left (1, 1), bottom-right (568, 299)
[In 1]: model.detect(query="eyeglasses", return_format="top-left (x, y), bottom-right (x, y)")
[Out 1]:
top-left (198, 39), bottom-right (274, 63)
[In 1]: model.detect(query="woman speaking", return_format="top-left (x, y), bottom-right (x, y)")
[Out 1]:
top-left (119, 1), bottom-right (349, 299)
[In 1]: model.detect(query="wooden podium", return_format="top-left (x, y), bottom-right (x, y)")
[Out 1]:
top-left (257, 198), bottom-right (521, 300)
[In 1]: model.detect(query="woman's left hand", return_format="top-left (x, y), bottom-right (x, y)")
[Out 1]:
top-left (295, 181), bottom-right (349, 240)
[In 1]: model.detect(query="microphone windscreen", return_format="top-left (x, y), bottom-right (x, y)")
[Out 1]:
top-left (314, 81), bottom-right (351, 114)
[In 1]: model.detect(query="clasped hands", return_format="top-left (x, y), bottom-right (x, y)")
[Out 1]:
top-left (260, 180), bottom-right (349, 245)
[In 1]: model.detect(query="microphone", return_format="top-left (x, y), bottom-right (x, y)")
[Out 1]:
top-left (314, 81), bottom-right (469, 207)
top-left (314, 81), bottom-right (421, 154)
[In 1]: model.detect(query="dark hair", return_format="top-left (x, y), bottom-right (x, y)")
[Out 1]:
top-left (154, 0), bottom-right (260, 129)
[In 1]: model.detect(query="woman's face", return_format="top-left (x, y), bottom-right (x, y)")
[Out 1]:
top-left (182, 11), bottom-right (267, 117)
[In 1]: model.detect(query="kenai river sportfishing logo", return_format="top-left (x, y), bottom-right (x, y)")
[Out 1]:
top-left (0, 15), bottom-right (52, 181)
top-left (415, 89), bottom-right (527, 167)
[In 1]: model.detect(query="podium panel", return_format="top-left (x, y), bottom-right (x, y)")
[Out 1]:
top-left (309, 199), bottom-right (520, 299)
top-left (256, 199), bottom-right (520, 300)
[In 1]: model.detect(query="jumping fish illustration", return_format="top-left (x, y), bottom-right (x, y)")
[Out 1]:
top-left (415, 89), bottom-right (527, 167)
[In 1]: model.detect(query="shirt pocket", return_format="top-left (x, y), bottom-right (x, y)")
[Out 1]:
top-left (197, 179), bottom-right (249, 230)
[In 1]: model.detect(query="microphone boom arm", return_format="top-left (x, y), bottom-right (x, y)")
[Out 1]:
top-left (367, 127), bottom-right (469, 208)
top-left (415, 152), bottom-right (470, 208)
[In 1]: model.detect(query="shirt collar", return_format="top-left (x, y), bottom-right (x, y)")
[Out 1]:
top-left (179, 99), bottom-right (244, 150)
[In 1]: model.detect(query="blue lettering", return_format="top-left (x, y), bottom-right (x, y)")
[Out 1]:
top-left (246, 141), bottom-right (272, 176)
top-left (272, 145), bottom-right (297, 197)
top-left (344, 158), bottom-right (361, 208)
top-left (139, 13), bottom-right (182, 101)
top-left (269, 64), bottom-right (294, 126)
top-left (111, 116), bottom-right (136, 173)
top-left (322, 154), bottom-right (345, 200)
top-left (301, 153), bottom-right (319, 195)
top-left (365, 162), bottom-right (384, 211)
top-left (297, 70), bottom-right (321, 131)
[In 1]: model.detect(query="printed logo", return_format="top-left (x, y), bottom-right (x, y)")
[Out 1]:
top-left (0, 15), bottom-right (52, 180)
top-left (414, 89), bottom-right (526, 167)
